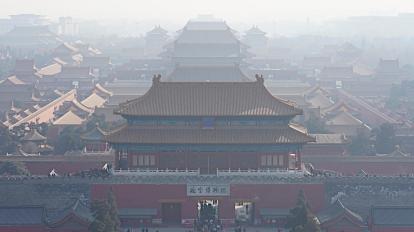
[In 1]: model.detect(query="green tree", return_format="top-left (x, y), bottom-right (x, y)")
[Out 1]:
top-left (107, 189), bottom-right (120, 231)
top-left (86, 114), bottom-right (108, 131)
top-left (54, 126), bottom-right (84, 155)
top-left (286, 190), bottom-right (320, 232)
top-left (0, 161), bottom-right (30, 175)
top-left (89, 200), bottom-right (110, 232)
top-left (89, 189), bottom-right (120, 232)
top-left (348, 129), bottom-right (372, 155)
top-left (0, 126), bottom-right (17, 155)
top-left (304, 114), bottom-right (327, 134)
top-left (375, 123), bottom-right (396, 154)
top-left (386, 84), bottom-right (403, 110)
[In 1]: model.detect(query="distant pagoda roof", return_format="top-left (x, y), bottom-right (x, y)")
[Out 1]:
top-left (184, 20), bottom-right (230, 31)
top-left (176, 29), bottom-right (238, 44)
top-left (115, 75), bottom-right (303, 117)
top-left (245, 25), bottom-right (266, 35)
top-left (164, 64), bottom-right (251, 82)
top-left (106, 124), bottom-right (315, 144)
top-left (176, 20), bottom-right (238, 44)
top-left (147, 25), bottom-right (168, 35)
top-left (21, 129), bottom-right (46, 142)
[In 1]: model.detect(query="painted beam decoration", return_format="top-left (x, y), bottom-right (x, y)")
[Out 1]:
top-left (187, 184), bottom-right (230, 196)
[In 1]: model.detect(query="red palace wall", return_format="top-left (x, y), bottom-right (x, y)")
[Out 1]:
top-left (302, 145), bottom-right (346, 157)
top-left (91, 183), bottom-right (325, 225)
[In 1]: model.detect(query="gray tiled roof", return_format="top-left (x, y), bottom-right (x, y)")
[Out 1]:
top-left (372, 206), bottom-right (414, 226)
top-left (118, 208), bottom-right (157, 217)
top-left (81, 125), bottom-right (107, 141)
top-left (47, 199), bottom-right (93, 226)
top-left (21, 129), bottom-right (46, 142)
top-left (106, 125), bottom-right (315, 144)
top-left (115, 77), bottom-right (302, 117)
top-left (165, 64), bottom-right (251, 82)
top-left (317, 200), bottom-right (363, 224)
top-left (0, 206), bottom-right (44, 225)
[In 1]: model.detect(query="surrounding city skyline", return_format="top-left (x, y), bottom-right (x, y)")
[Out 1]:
top-left (2, 0), bottom-right (414, 22)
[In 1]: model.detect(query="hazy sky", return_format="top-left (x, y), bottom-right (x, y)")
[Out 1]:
top-left (2, 0), bottom-right (414, 22)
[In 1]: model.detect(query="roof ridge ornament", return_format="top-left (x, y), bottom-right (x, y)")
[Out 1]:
top-left (255, 74), bottom-right (264, 84)
top-left (153, 74), bottom-right (162, 84)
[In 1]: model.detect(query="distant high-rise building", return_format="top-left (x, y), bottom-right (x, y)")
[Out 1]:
top-left (58, 17), bottom-right (79, 37)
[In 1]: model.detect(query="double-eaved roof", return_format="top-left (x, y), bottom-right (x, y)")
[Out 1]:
top-left (115, 76), bottom-right (302, 117)
top-left (106, 125), bottom-right (315, 144)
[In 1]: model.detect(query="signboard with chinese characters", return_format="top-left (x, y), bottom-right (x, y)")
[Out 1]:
top-left (187, 184), bottom-right (230, 196)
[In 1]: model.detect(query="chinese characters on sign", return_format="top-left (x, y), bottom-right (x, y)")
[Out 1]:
top-left (187, 184), bottom-right (230, 196)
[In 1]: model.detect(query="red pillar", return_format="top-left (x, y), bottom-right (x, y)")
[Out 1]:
top-left (156, 153), bottom-right (160, 169)
top-left (219, 197), bottom-right (235, 225)
top-left (182, 198), bottom-right (198, 221)
top-left (297, 149), bottom-right (302, 170)
top-left (127, 151), bottom-right (132, 169)
top-left (115, 150), bottom-right (120, 169)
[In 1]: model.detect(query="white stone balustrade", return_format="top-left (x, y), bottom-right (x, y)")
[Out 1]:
top-left (113, 168), bottom-right (201, 176)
